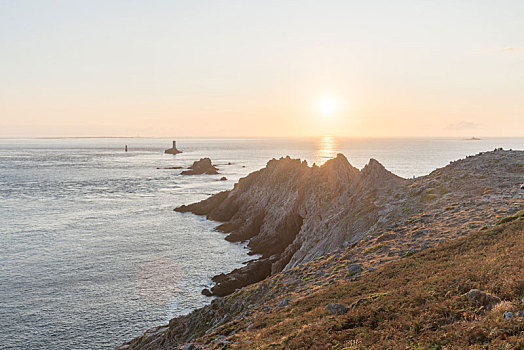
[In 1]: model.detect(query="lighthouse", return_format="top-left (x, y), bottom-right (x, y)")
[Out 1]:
top-left (164, 140), bottom-right (182, 154)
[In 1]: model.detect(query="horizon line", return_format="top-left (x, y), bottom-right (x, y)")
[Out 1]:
top-left (2, 135), bottom-right (524, 140)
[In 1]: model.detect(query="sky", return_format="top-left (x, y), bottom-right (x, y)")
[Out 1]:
top-left (1, 0), bottom-right (523, 138)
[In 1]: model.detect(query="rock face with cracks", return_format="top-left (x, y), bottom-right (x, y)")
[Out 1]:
top-left (176, 154), bottom-right (406, 296)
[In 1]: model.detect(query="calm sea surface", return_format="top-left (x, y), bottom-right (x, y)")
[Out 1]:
top-left (1, 137), bottom-right (523, 349)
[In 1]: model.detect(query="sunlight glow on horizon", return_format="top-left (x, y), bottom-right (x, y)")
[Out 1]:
top-left (0, 1), bottom-right (523, 138)
top-left (317, 96), bottom-right (339, 116)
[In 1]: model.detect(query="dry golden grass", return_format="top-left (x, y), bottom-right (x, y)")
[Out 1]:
top-left (207, 219), bottom-right (524, 349)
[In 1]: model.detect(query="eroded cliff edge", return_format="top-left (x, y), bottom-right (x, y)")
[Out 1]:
top-left (120, 149), bottom-right (523, 349)
top-left (176, 154), bottom-right (408, 296)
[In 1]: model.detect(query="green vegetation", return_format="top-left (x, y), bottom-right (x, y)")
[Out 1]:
top-left (350, 292), bottom-right (388, 309)
top-left (361, 243), bottom-right (386, 255)
top-left (497, 210), bottom-right (524, 225)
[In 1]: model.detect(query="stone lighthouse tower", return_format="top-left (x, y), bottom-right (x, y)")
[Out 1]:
top-left (164, 140), bottom-right (182, 154)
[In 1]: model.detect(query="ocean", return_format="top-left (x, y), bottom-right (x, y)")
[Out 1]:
top-left (1, 137), bottom-right (523, 349)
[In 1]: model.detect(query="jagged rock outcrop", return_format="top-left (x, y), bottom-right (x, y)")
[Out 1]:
top-left (181, 158), bottom-right (219, 175)
top-left (176, 151), bottom-right (524, 297)
top-left (176, 154), bottom-right (407, 295)
top-left (207, 258), bottom-right (272, 297)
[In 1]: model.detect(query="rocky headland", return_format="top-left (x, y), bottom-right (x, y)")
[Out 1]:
top-left (120, 150), bottom-right (524, 349)
top-left (176, 151), bottom-right (523, 297)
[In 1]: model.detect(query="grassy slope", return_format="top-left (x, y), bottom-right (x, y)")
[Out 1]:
top-left (201, 219), bottom-right (524, 349)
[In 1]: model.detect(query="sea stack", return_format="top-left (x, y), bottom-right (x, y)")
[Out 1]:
top-left (164, 140), bottom-right (182, 154)
top-left (181, 158), bottom-right (219, 175)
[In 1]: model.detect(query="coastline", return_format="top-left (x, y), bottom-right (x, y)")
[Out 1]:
top-left (120, 149), bottom-right (524, 349)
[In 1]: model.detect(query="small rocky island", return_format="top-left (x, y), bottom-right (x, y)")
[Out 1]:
top-left (181, 158), bottom-right (219, 175)
top-left (121, 150), bottom-right (524, 350)
top-left (164, 141), bottom-right (182, 154)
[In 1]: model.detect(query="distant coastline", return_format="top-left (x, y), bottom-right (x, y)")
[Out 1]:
top-left (4, 135), bottom-right (524, 140)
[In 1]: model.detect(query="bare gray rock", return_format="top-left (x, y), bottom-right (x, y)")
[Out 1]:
top-left (176, 154), bottom-right (405, 294)
top-left (325, 303), bottom-right (347, 315)
top-left (347, 264), bottom-right (362, 277)
top-left (465, 289), bottom-right (501, 310)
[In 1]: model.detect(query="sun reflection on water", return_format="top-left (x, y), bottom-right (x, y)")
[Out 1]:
top-left (314, 136), bottom-right (338, 166)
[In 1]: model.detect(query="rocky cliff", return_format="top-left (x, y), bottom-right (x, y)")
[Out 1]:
top-left (120, 149), bottom-right (524, 349)
top-left (176, 154), bottom-right (408, 295)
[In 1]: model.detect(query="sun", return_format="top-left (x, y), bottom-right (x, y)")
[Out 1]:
top-left (317, 96), bottom-right (339, 116)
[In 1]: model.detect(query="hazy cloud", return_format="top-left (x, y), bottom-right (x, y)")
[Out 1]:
top-left (445, 121), bottom-right (480, 130)
top-left (501, 47), bottom-right (519, 54)
top-left (472, 47), bottom-right (520, 55)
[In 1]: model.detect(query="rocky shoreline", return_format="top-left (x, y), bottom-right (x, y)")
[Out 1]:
top-left (175, 151), bottom-right (523, 298)
top-left (120, 149), bottom-right (524, 349)
top-left (175, 154), bottom-right (405, 296)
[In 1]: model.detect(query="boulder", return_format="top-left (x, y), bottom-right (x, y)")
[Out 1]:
top-left (503, 311), bottom-right (514, 319)
top-left (465, 289), bottom-right (501, 310)
top-left (326, 303), bottom-right (347, 315)
top-left (347, 264), bottom-right (362, 277)
top-left (181, 158), bottom-right (219, 175)
top-left (206, 258), bottom-right (272, 297)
